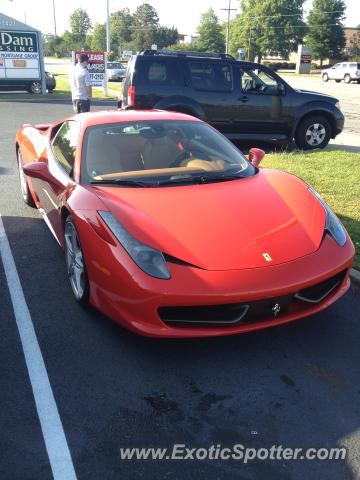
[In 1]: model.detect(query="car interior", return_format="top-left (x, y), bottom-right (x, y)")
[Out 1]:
top-left (85, 123), bottom-right (242, 181)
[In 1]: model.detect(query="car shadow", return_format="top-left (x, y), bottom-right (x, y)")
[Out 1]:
top-left (2, 214), bottom-right (359, 480)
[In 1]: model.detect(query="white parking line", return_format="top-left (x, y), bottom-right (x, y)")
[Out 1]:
top-left (0, 215), bottom-right (77, 480)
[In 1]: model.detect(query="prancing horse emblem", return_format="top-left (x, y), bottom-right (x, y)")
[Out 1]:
top-left (272, 303), bottom-right (281, 317)
top-left (262, 253), bottom-right (272, 262)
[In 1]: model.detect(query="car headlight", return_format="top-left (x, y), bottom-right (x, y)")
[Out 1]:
top-left (98, 211), bottom-right (171, 279)
top-left (335, 101), bottom-right (341, 110)
top-left (308, 187), bottom-right (346, 246)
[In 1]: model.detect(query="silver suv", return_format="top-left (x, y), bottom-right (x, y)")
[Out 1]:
top-left (322, 62), bottom-right (360, 84)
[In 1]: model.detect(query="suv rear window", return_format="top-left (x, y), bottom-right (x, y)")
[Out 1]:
top-left (140, 60), bottom-right (180, 86)
top-left (189, 62), bottom-right (233, 92)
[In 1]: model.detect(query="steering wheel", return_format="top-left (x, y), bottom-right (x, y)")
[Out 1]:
top-left (169, 149), bottom-right (210, 168)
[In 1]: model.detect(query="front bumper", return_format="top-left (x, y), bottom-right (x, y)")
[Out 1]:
top-left (75, 212), bottom-right (355, 338)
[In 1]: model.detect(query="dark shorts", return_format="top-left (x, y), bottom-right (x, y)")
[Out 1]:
top-left (73, 99), bottom-right (90, 114)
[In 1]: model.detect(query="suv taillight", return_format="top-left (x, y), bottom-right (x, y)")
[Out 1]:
top-left (128, 86), bottom-right (136, 106)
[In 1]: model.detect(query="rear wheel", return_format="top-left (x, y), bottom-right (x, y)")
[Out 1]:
top-left (344, 74), bottom-right (351, 84)
top-left (295, 116), bottom-right (331, 150)
top-left (28, 81), bottom-right (42, 94)
top-left (322, 73), bottom-right (329, 82)
top-left (17, 149), bottom-right (36, 207)
top-left (64, 217), bottom-right (90, 305)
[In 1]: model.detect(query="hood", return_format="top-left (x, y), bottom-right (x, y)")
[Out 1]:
top-left (89, 170), bottom-right (326, 271)
top-left (294, 88), bottom-right (338, 103)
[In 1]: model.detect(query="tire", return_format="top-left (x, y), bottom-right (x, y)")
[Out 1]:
top-left (322, 73), bottom-right (329, 82)
top-left (17, 149), bottom-right (36, 207)
top-left (28, 81), bottom-right (42, 94)
top-left (64, 216), bottom-right (90, 305)
top-left (295, 115), bottom-right (331, 150)
top-left (344, 74), bottom-right (351, 84)
top-left (335, 79), bottom-right (341, 83)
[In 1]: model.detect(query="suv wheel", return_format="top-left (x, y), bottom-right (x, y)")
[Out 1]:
top-left (28, 81), bottom-right (42, 94)
top-left (322, 73), bottom-right (329, 82)
top-left (344, 74), bottom-right (351, 84)
top-left (295, 116), bottom-right (331, 150)
top-left (17, 150), bottom-right (36, 207)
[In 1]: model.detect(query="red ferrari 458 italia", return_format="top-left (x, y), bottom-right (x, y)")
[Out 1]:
top-left (16, 110), bottom-right (354, 337)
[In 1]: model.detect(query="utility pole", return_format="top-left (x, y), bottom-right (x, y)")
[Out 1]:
top-left (52, 0), bottom-right (57, 36)
top-left (221, 0), bottom-right (237, 54)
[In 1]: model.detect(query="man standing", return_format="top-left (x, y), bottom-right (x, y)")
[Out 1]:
top-left (70, 53), bottom-right (92, 113)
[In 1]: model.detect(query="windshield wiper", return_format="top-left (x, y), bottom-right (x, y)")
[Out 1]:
top-left (90, 179), bottom-right (155, 188)
top-left (156, 170), bottom-right (246, 186)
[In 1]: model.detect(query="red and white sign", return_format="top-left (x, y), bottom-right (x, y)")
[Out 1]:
top-left (72, 50), bottom-right (106, 87)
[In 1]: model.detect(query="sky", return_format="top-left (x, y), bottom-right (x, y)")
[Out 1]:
top-left (1, 0), bottom-right (359, 36)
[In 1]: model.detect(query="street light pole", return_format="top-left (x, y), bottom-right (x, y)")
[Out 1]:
top-left (52, 0), bottom-right (57, 37)
top-left (106, 0), bottom-right (110, 53)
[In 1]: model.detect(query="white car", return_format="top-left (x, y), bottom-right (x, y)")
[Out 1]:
top-left (107, 62), bottom-right (126, 82)
top-left (322, 62), bottom-right (360, 84)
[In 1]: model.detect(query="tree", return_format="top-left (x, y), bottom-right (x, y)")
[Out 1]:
top-left (154, 26), bottom-right (179, 49)
top-left (133, 3), bottom-right (159, 28)
top-left (110, 8), bottom-right (134, 52)
top-left (195, 8), bottom-right (225, 53)
top-left (348, 26), bottom-right (360, 60)
top-left (130, 3), bottom-right (160, 51)
top-left (164, 42), bottom-right (198, 51)
top-left (306, 0), bottom-right (346, 66)
top-left (229, 0), bottom-right (305, 62)
top-left (70, 8), bottom-right (92, 37)
top-left (88, 23), bottom-right (106, 52)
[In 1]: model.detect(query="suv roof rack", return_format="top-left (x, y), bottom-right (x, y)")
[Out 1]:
top-left (140, 49), bottom-right (236, 60)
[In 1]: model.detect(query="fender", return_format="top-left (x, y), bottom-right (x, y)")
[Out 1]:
top-left (291, 101), bottom-right (342, 138)
top-left (154, 95), bottom-right (206, 121)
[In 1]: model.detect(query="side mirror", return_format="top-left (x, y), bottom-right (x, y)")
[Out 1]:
top-left (248, 148), bottom-right (265, 167)
top-left (23, 161), bottom-right (63, 192)
top-left (23, 161), bottom-right (51, 181)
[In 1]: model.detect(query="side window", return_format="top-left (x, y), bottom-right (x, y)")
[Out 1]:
top-left (145, 60), bottom-right (179, 86)
top-left (341, 63), bottom-right (348, 68)
top-left (52, 121), bottom-right (80, 176)
top-left (189, 62), bottom-right (233, 92)
top-left (240, 68), bottom-right (279, 95)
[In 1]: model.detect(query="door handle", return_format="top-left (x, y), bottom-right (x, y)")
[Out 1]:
top-left (238, 96), bottom-right (249, 103)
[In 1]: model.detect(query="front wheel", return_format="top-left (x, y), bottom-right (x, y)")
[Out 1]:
top-left (322, 73), bottom-right (329, 82)
top-left (64, 217), bottom-right (90, 305)
top-left (17, 150), bottom-right (36, 207)
top-left (295, 116), bottom-right (331, 150)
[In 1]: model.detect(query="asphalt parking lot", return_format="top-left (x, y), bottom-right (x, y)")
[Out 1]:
top-left (0, 100), bottom-right (360, 480)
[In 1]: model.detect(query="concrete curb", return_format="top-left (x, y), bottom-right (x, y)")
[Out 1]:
top-left (350, 268), bottom-right (360, 287)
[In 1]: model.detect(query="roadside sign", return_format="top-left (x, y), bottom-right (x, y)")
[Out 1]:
top-left (0, 30), bottom-right (41, 80)
top-left (72, 50), bottom-right (106, 87)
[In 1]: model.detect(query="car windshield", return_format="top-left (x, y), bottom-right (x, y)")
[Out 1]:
top-left (82, 120), bottom-right (255, 186)
top-left (107, 63), bottom-right (123, 69)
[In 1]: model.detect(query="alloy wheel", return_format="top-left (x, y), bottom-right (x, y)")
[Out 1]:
top-left (305, 123), bottom-right (326, 147)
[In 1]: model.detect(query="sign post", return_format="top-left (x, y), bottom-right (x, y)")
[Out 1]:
top-left (72, 50), bottom-right (107, 93)
top-left (296, 45), bottom-right (312, 74)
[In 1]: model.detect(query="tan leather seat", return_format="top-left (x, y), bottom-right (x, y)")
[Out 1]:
top-left (142, 137), bottom-right (182, 170)
top-left (86, 133), bottom-right (144, 177)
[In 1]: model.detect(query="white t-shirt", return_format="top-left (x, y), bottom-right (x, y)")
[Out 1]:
top-left (70, 63), bottom-right (92, 100)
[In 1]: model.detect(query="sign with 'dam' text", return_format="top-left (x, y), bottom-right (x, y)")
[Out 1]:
top-left (0, 30), bottom-right (40, 79)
